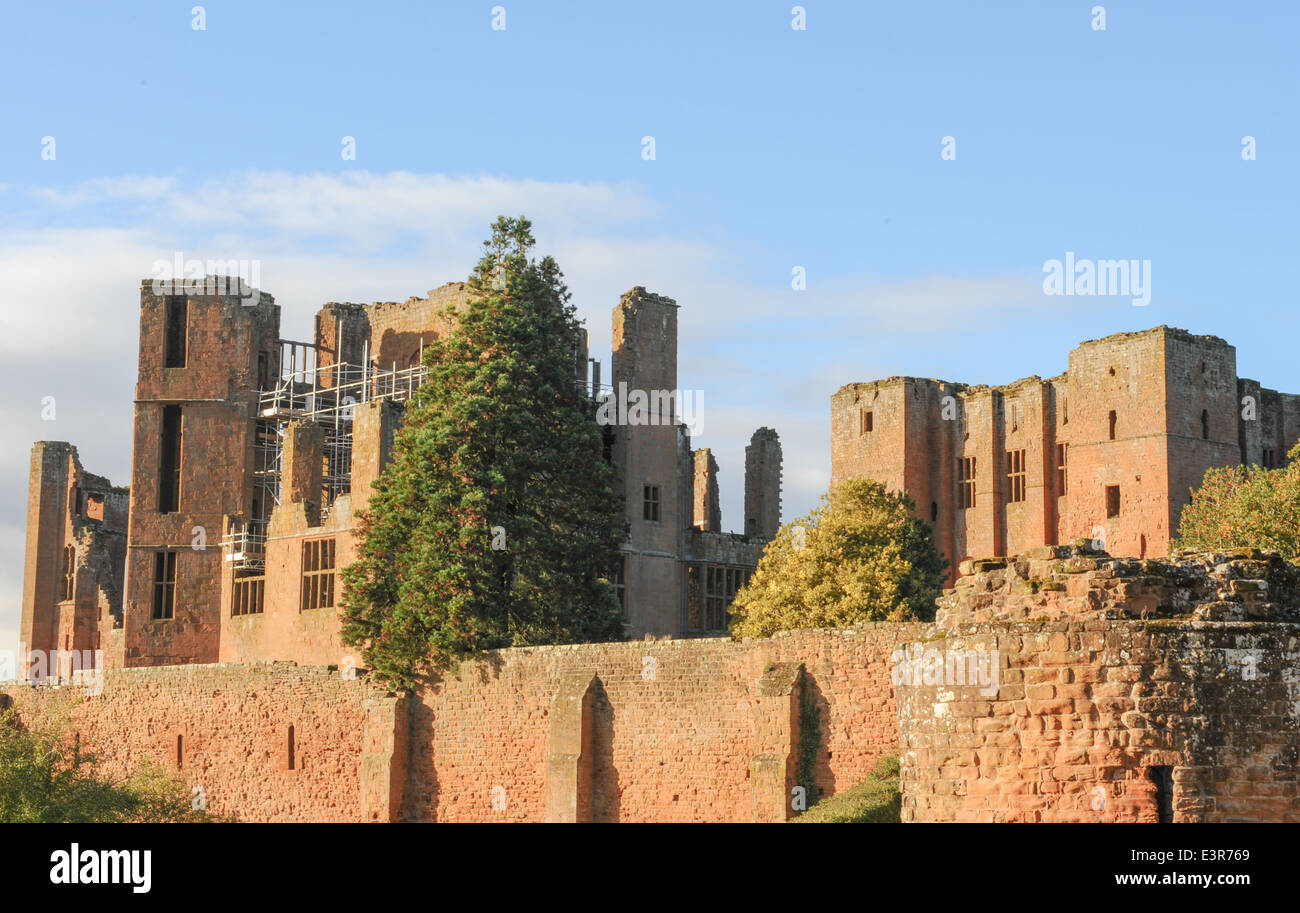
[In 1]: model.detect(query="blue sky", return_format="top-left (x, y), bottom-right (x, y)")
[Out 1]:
top-left (0, 1), bottom-right (1296, 652)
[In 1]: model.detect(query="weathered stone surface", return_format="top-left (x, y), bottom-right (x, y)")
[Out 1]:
top-left (902, 548), bottom-right (1300, 823)
top-left (829, 327), bottom-right (1300, 586)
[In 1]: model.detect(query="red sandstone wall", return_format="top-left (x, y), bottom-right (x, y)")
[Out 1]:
top-left (4, 663), bottom-right (391, 823)
top-left (898, 619), bottom-right (1300, 823)
top-left (4, 625), bottom-right (916, 823)
top-left (124, 285), bottom-right (280, 667)
top-left (404, 625), bottom-right (915, 822)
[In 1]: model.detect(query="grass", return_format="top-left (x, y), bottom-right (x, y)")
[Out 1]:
top-left (789, 754), bottom-right (901, 823)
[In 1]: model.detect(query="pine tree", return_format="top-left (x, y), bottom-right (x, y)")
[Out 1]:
top-left (341, 217), bottom-right (626, 690)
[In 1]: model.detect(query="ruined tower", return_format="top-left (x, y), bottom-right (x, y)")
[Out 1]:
top-left (610, 287), bottom-right (683, 637)
top-left (121, 279), bottom-right (280, 666)
top-left (19, 442), bottom-right (128, 676)
top-left (692, 449), bottom-right (721, 533)
top-left (744, 428), bottom-right (783, 541)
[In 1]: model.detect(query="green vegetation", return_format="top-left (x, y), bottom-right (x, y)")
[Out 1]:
top-left (1174, 442), bottom-right (1300, 560)
top-left (728, 478), bottom-right (947, 638)
top-left (790, 754), bottom-right (901, 823)
top-left (341, 217), bottom-right (625, 690)
top-left (0, 708), bottom-right (217, 823)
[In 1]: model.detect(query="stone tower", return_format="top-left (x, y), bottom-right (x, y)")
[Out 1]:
top-left (610, 287), bottom-right (683, 636)
top-left (121, 279), bottom-right (281, 666)
top-left (744, 428), bottom-right (782, 540)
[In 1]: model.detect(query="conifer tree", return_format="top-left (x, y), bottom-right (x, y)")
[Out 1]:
top-left (341, 217), bottom-right (625, 690)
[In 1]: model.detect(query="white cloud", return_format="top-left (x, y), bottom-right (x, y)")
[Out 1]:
top-left (34, 175), bottom-right (177, 207)
top-left (0, 170), bottom-right (1044, 640)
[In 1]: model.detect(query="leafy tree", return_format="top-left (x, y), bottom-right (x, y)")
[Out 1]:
top-left (1173, 442), bottom-right (1300, 560)
top-left (0, 708), bottom-right (215, 823)
top-left (728, 478), bottom-right (947, 638)
top-left (341, 217), bottom-right (625, 690)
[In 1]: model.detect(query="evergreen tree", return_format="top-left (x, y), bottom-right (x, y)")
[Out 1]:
top-left (341, 217), bottom-right (625, 690)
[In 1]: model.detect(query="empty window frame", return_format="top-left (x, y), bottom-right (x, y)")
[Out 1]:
top-left (958, 457), bottom-right (976, 509)
top-left (232, 575), bottom-right (265, 616)
top-left (1056, 443), bottom-right (1068, 494)
top-left (158, 405), bottom-right (183, 513)
top-left (1105, 484), bottom-right (1121, 519)
top-left (703, 565), bottom-right (745, 631)
top-left (164, 295), bottom-right (188, 367)
top-left (152, 551), bottom-right (177, 620)
top-left (1006, 449), bottom-right (1026, 503)
top-left (860, 409), bottom-right (873, 434)
top-left (1108, 410), bottom-right (1118, 441)
top-left (642, 485), bottom-right (661, 523)
top-left (704, 566), bottom-right (726, 630)
top-left (300, 539), bottom-right (336, 610)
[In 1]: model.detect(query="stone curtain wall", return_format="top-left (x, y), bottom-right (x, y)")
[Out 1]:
top-left (9, 549), bottom-right (1296, 823)
top-left (3, 626), bottom-right (915, 823)
top-left (406, 625), bottom-right (915, 822)
top-left (898, 545), bottom-right (1300, 822)
top-left (3, 662), bottom-right (401, 823)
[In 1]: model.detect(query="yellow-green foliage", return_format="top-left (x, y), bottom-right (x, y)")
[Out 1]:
top-left (728, 478), bottom-right (947, 638)
top-left (790, 755), bottom-right (901, 823)
top-left (1174, 442), bottom-right (1300, 560)
top-left (0, 707), bottom-right (224, 823)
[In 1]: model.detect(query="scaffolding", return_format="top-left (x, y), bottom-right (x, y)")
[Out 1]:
top-left (222, 332), bottom-right (427, 572)
top-left (221, 337), bottom-right (604, 573)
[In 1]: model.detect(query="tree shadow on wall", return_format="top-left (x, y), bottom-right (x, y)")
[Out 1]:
top-left (401, 696), bottom-right (439, 822)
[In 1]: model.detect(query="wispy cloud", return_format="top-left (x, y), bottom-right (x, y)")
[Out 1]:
top-left (0, 170), bottom-right (1045, 657)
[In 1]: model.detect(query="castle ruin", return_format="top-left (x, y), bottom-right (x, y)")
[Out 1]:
top-left (832, 326), bottom-right (1300, 580)
top-left (18, 279), bottom-right (782, 674)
